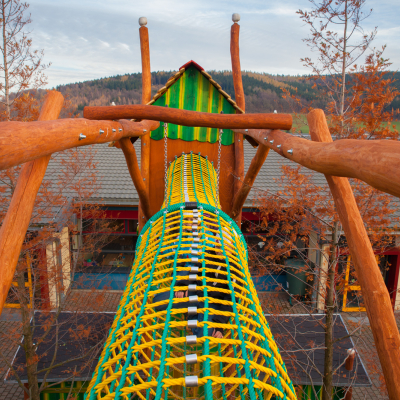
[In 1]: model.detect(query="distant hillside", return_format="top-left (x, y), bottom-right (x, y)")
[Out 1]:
top-left (54, 70), bottom-right (400, 117)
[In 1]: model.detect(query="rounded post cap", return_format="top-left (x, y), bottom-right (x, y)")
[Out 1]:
top-left (232, 13), bottom-right (240, 23)
top-left (139, 17), bottom-right (148, 26)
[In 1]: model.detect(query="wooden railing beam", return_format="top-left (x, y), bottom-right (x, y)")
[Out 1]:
top-left (83, 105), bottom-right (293, 131)
top-left (234, 126), bottom-right (400, 200)
top-left (308, 109), bottom-right (400, 400)
top-left (0, 119), bottom-right (159, 172)
top-left (230, 143), bottom-right (270, 219)
top-left (0, 91), bottom-right (64, 316)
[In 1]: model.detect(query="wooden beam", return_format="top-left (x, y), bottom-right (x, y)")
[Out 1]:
top-left (0, 91), bottom-right (64, 316)
top-left (119, 137), bottom-right (151, 220)
top-left (230, 23), bottom-right (245, 110)
top-left (83, 104), bottom-right (293, 131)
top-left (308, 109), bottom-right (400, 400)
top-left (230, 21), bottom-right (245, 227)
top-left (231, 144), bottom-right (270, 219)
top-left (140, 25), bottom-right (152, 105)
top-left (234, 126), bottom-right (400, 200)
top-left (0, 119), bottom-right (159, 171)
top-left (139, 24), bottom-right (152, 230)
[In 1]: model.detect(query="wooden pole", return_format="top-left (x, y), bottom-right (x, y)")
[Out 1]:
top-left (344, 349), bottom-right (355, 400)
top-left (139, 21), bottom-right (152, 231)
top-left (119, 137), bottom-right (151, 220)
top-left (0, 91), bottom-right (64, 316)
top-left (0, 119), bottom-right (159, 171)
top-left (308, 109), bottom-right (400, 400)
top-left (83, 105), bottom-right (293, 131)
top-left (231, 144), bottom-right (269, 219)
top-left (230, 20), bottom-right (245, 227)
top-left (234, 127), bottom-right (400, 201)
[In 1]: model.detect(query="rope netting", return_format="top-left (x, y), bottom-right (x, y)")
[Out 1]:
top-left (86, 153), bottom-right (297, 400)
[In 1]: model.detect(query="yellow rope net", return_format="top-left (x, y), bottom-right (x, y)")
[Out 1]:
top-left (86, 153), bottom-right (297, 400)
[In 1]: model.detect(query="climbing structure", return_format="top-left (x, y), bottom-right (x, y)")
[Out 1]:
top-left (86, 153), bottom-right (297, 400)
top-left (1, 13), bottom-right (400, 400)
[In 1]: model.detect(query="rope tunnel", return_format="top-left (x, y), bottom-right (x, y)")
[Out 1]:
top-left (86, 153), bottom-right (298, 400)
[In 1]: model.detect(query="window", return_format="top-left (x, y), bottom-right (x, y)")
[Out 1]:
top-left (128, 219), bottom-right (138, 234)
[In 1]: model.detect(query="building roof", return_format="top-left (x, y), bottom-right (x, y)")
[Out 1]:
top-left (44, 144), bottom-right (142, 207)
top-left (5, 311), bottom-right (114, 383)
top-left (267, 314), bottom-right (371, 387)
top-left (43, 137), bottom-right (400, 227)
top-left (5, 312), bottom-right (371, 387)
top-left (55, 140), bottom-right (326, 207)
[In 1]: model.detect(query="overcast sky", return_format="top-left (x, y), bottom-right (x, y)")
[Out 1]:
top-left (29, 0), bottom-right (400, 88)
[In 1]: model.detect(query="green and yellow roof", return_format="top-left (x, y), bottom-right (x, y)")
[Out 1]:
top-left (148, 60), bottom-right (243, 146)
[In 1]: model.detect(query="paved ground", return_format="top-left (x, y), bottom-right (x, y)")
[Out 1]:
top-left (1, 290), bottom-right (398, 399)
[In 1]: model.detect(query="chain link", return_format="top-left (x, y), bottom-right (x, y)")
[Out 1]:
top-left (217, 128), bottom-right (222, 200)
top-left (164, 122), bottom-right (168, 204)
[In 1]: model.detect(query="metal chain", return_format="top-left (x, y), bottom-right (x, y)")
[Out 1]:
top-left (217, 128), bottom-right (222, 200)
top-left (164, 122), bottom-right (168, 203)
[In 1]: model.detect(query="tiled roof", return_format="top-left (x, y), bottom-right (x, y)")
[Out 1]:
top-left (243, 141), bottom-right (327, 206)
top-left (48, 141), bottom-right (326, 207)
top-left (45, 142), bottom-right (142, 206)
top-left (90, 142), bottom-right (141, 205)
top-left (44, 139), bottom-right (400, 226)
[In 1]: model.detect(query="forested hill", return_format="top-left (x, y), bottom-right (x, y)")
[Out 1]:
top-left (54, 70), bottom-right (400, 117)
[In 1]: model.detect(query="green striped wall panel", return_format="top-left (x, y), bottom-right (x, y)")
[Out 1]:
top-left (150, 65), bottom-right (236, 145)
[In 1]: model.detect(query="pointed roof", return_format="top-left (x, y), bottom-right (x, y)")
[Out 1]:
top-left (147, 60), bottom-right (244, 114)
top-left (147, 61), bottom-right (245, 145)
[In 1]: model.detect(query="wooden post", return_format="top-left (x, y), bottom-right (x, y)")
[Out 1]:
top-left (231, 144), bottom-right (269, 219)
top-left (139, 18), bottom-right (152, 231)
top-left (344, 349), bottom-right (355, 400)
top-left (308, 109), bottom-right (400, 400)
top-left (0, 91), bottom-right (64, 316)
top-left (317, 244), bottom-right (330, 312)
top-left (230, 17), bottom-right (245, 227)
top-left (119, 137), bottom-right (151, 220)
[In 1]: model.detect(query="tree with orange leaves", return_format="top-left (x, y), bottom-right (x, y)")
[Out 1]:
top-left (0, 0), bottom-right (48, 121)
top-left (0, 3), bottom-right (118, 398)
top-left (257, 1), bottom-right (400, 399)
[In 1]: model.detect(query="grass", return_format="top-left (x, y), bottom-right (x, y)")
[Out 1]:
top-left (289, 113), bottom-right (400, 136)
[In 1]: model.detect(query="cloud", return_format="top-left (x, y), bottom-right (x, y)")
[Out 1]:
top-left (379, 26), bottom-right (400, 37)
top-left (99, 40), bottom-right (110, 48)
top-left (118, 43), bottom-right (130, 52)
top-left (28, 0), bottom-right (400, 88)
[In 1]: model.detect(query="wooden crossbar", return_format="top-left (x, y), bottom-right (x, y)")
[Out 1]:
top-left (233, 126), bottom-right (400, 200)
top-left (0, 118), bottom-right (159, 171)
top-left (82, 104), bottom-right (293, 130)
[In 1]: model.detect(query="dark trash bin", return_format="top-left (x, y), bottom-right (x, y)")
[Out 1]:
top-left (285, 258), bottom-right (308, 303)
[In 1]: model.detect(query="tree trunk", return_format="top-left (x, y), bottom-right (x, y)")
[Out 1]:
top-left (339, 0), bottom-right (348, 137)
top-left (322, 221), bottom-right (339, 400)
top-left (1, 0), bottom-right (10, 120)
top-left (17, 269), bottom-right (40, 400)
